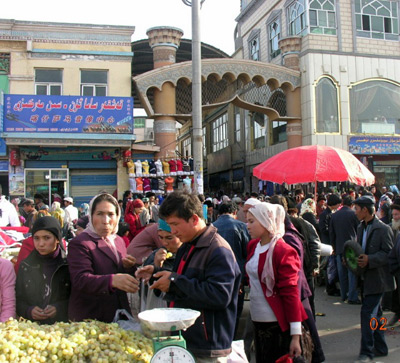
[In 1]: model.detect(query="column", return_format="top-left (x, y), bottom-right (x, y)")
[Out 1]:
top-left (147, 26), bottom-right (183, 158)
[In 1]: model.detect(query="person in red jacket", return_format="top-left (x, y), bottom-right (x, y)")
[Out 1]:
top-left (246, 202), bottom-right (307, 363)
top-left (124, 199), bottom-right (145, 240)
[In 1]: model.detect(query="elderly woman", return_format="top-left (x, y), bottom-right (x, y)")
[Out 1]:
top-left (246, 203), bottom-right (307, 362)
top-left (300, 198), bottom-right (320, 234)
top-left (15, 216), bottom-right (70, 324)
top-left (67, 193), bottom-right (138, 323)
top-left (124, 199), bottom-right (146, 240)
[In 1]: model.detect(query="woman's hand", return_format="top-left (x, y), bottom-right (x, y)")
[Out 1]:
top-left (122, 255), bottom-right (136, 269)
top-left (111, 274), bottom-right (139, 293)
top-left (154, 249), bottom-right (167, 268)
top-left (31, 306), bottom-right (50, 321)
top-left (43, 305), bottom-right (57, 319)
top-left (289, 335), bottom-right (302, 358)
top-left (135, 265), bottom-right (155, 283)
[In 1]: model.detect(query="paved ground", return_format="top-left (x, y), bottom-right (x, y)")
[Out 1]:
top-left (237, 286), bottom-right (400, 363)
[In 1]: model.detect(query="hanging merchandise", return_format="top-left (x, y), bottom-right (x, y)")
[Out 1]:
top-left (143, 177), bottom-right (151, 192)
top-left (126, 160), bottom-right (135, 176)
top-left (134, 160), bottom-right (143, 176)
top-left (164, 176), bottom-right (174, 193)
top-left (183, 176), bottom-right (192, 193)
top-left (168, 159), bottom-right (177, 176)
top-left (176, 159), bottom-right (183, 175)
top-left (142, 160), bottom-right (150, 176)
top-left (182, 159), bottom-right (191, 175)
top-left (123, 149), bottom-right (131, 166)
top-left (129, 177), bottom-right (136, 192)
top-left (10, 149), bottom-right (21, 166)
top-left (158, 177), bottom-right (165, 194)
top-left (155, 159), bottom-right (163, 176)
top-left (136, 177), bottom-right (143, 192)
top-left (162, 160), bottom-right (170, 175)
top-left (149, 160), bottom-right (157, 176)
top-left (151, 178), bottom-right (159, 193)
top-left (176, 176), bottom-right (183, 190)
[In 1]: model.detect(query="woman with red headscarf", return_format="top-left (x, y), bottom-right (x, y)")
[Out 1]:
top-left (124, 199), bottom-right (145, 240)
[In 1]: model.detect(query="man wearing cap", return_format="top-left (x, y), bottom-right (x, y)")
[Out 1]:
top-left (22, 199), bottom-right (37, 231)
top-left (63, 197), bottom-right (79, 226)
top-left (390, 204), bottom-right (400, 240)
top-left (353, 195), bottom-right (395, 363)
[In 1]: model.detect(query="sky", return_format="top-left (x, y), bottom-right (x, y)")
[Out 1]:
top-left (2, 0), bottom-right (240, 55)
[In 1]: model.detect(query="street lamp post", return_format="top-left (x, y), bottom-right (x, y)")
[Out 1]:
top-left (183, 0), bottom-right (204, 195)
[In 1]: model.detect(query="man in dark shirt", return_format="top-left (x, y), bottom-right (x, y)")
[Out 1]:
top-left (213, 201), bottom-right (250, 335)
top-left (22, 199), bottom-right (37, 231)
top-left (330, 195), bottom-right (360, 303)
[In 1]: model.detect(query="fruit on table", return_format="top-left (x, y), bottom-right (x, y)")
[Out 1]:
top-left (0, 318), bottom-right (153, 363)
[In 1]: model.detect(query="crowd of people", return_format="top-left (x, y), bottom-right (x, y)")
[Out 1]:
top-left (0, 183), bottom-right (399, 363)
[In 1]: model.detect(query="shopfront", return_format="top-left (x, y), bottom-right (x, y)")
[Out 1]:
top-left (349, 136), bottom-right (400, 188)
top-left (2, 94), bottom-right (135, 202)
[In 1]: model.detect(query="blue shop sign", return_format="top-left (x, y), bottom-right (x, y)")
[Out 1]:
top-left (0, 160), bottom-right (8, 172)
top-left (0, 138), bottom-right (6, 156)
top-left (349, 136), bottom-right (400, 155)
top-left (3, 94), bottom-right (134, 134)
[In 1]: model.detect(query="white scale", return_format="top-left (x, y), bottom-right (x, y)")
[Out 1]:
top-left (138, 308), bottom-right (200, 363)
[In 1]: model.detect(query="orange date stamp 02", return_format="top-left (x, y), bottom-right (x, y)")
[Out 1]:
top-left (369, 317), bottom-right (399, 331)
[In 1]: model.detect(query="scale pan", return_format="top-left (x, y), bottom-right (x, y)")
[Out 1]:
top-left (138, 308), bottom-right (200, 331)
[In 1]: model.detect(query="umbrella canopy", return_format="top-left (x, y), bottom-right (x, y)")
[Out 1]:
top-left (253, 145), bottom-right (375, 186)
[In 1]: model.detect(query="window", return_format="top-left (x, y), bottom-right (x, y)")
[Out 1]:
top-left (271, 120), bottom-right (287, 145)
top-left (183, 137), bottom-right (191, 158)
top-left (250, 37), bottom-right (260, 61)
top-left (309, 0), bottom-right (337, 35)
top-left (288, 0), bottom-right (308, 36)
top-left (315, 77), bottom-right (339, 133)
top-left (81, 70), bottom-right (107, 96)
top-left (35, 69), bottom-right (62, 95)
top-left (234, 107), bottom-right (241, 142)
top-left (269, 20), bottom-right (281, 59)
top-left (212, 114), bottom-right (228, 152)
top-left (0, 53), bottom-right (10, 75)
top-left (252, 113), bottom-right (266, 149)
top-left (134, 117), bottom-right (146, 128)
top-left (349, 80), bottom-right (400, 134)
top-left (355, 0), bottom-right (399, 40)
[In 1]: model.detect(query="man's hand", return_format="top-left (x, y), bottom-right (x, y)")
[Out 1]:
top-left (31, 306), bottom-right (50, 321)
top-left (111, 274), bottom-right (139, 293)
top-left (122, 255), bottom-right (136, 269)
top-left (289, 335), bottom-right (302, 358)
top-left (135, 265), bottom-right (155, 283)
top-left (150, 271), bottom-right (172, 292)
top-left (154, 249), bottom-right (167, 268)
top-left (358, 254), bottom-right (369, 268)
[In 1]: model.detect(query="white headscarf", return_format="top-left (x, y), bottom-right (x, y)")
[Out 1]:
top-left (248, 202), bottom-right (285, 297)
top-left (85, 194), bottom-right (121, 257)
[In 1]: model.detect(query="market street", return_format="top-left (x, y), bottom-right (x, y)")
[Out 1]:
top-left (239, 285), bottom-right (400, 363)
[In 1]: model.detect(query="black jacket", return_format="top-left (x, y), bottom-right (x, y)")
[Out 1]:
top-left (329, 206), bottom-right (359, 255)
top-left (16, 248), bottom-right (71, 324)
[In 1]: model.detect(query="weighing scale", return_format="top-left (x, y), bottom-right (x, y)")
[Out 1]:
top-left (138, 308), bottom-right (200, 363)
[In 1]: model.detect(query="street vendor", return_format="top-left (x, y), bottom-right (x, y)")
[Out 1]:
top-left (67, 193), bottom-right (138, 323)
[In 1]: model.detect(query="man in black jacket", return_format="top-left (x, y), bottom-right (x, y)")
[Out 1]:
top-left (353, 195), bottom-right (395, 363)
top-left (330, 195), bottom-right (360, 303)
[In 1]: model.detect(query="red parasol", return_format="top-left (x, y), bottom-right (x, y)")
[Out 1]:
top-left (253, 145), bottom-right (375, 186)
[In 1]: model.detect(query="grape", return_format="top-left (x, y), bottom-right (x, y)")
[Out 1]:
top-left (0, 318), bottom-right (153, 362)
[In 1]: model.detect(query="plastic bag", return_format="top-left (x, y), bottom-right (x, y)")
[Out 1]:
top-left (227, 340), bottom-right (249, 363)
top-left (112, 309), bottom-right (142, 332)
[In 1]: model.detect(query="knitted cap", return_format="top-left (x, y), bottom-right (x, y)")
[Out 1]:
top-left (31, 216), bottom-right (62, 242)
top-left (158, 219), bottom-right (171, 232)
top-left (132, 199), bottom-right (144, 208)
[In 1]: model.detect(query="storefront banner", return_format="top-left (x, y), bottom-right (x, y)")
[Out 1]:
top-left (3, 94), bottom-right (134, 134)
top-left (349, 136), bottom-right (400, 155)
top-left (0, 160), bottom-right (8, 172)
top-left (20, 146), bottom-right (120, 161)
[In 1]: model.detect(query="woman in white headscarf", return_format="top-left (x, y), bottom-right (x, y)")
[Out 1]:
top-left (246, 202), bottom-right (307, 363)
top-left (67, 193), bottom-right (138, 322)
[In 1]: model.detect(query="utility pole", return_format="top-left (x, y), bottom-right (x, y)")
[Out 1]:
top-left (182, 0), bottom-right (204, 194)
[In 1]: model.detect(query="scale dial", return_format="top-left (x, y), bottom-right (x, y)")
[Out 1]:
top-left (151, 345), bottom-right (196, 363)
